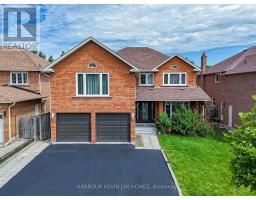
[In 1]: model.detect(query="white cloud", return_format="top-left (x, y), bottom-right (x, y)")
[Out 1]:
top-left (36, 4), bottom-right (256, 58)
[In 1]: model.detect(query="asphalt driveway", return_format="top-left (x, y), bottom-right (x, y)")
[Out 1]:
top-left (0, 144), bottom-right (179, 196)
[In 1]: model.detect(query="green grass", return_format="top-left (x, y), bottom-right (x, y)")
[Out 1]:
top-left (158, 134), bottom-right (255, 196)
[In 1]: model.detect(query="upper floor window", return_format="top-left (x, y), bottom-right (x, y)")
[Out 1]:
top-left (215, 73), bottom-right (220, 83)
top-left (163, 72), bottom-right (187, 86)
top-left (76, 73), bottom-right (109, 96)
top-left (88, 63), bottom-right (97, 68)
top-left (140, 73), bottom-right (153, 86)
top-left (11, 72), bottom-right (28, 85)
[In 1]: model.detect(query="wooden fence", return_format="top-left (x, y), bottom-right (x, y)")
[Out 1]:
top-left (19, 113), bottom-right (51, 140)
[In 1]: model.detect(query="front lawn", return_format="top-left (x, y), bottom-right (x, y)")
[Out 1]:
top-left (158, 134), bottom-right (255, 196)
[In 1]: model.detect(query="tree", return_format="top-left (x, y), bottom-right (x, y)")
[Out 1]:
top-left (38, 51), bottom-right (46, 59)
top-left (225, 96), bottom-right (256, 192)
top-left (48, 56), bottom-right (54, 62)
top-left (31, 49), bottom-right (38, 55)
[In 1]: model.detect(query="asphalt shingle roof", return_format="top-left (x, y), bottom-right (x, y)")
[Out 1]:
top-left (117, 47), bottom-right (169, 71)
top-left (204, 46), bottom-right (256, 75)
top-left (0, 47), bottom-right (49, 71)
top-left (0, 85), bottom-right (43, 103)
top-left (136, 86), bottom-right (210, 101)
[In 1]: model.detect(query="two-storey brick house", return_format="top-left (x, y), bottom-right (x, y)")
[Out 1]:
top-left (198, 47), bottom-right (256, 128)
top-left (0, 47), bottom-right (50, 145)
top-left (42, 37), bottom-right (210, 143)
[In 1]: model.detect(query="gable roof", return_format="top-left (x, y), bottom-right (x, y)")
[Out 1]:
top-left (151, 54), bottom-right (201, 71)
top-left (117, 47), bottom-right (169, 71)
top-left (204, 46), bottom-right (256, 75)
top-left (0, 47), bottom-right (49, 71)
top-left (0, 85), bottom-right (43, 103)
top-left (42, 37), bottom-right (139, 72)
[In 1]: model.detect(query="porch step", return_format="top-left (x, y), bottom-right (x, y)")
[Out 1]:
top-left (136, 124), bottom-right (157, 135)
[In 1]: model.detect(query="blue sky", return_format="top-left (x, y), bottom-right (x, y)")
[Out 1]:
top-left (1, 4), bottom-right (256, 66)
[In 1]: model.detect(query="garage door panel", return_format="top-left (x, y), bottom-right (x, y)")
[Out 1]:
top-left (96, 113), bottom-right (130, 142)
top-left (57, 113), bottom-right (90, 142)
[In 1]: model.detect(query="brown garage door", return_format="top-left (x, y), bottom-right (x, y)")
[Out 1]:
top-left (57, 113), bottom-right (90, 142)
top-left (96, 113), bottom-right (130, 142)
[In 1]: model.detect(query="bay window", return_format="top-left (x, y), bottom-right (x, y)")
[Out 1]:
top-left (76, 73), bottom-right (109, 96)
top-left (164, 101), bottom-right (190, 117)
top-left (163, 72), bottom-right (187, 86)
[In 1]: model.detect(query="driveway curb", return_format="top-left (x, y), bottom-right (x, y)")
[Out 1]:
top-left (0, 139), bottom-right (33, 162)
top-left (160, 149), bottom-right (182, 196)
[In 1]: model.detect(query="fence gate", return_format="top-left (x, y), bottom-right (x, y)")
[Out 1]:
top-left (19, 113), bottom-right (51, 140)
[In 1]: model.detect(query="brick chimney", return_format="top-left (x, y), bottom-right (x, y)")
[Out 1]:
top-left (201, 51), bottom-right (207, 74)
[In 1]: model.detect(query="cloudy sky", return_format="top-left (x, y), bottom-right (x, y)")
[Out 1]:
top-left (1, 4), bottom-right (256, 66)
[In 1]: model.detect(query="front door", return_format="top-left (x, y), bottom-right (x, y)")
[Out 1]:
top-left (136, 102), bottom-right (154, 123)
top-left (0, 113), bottom-right (4, 144)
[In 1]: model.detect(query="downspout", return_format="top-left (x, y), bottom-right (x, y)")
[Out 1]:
top-left (41, 72), bottom-right (51, 113)
top-left (7, 102), bottom-right (16, 145)
top-left (39, 72), bottom-right (42, 94)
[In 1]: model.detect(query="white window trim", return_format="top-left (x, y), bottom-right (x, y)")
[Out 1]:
top-left (163, 72), bottom-right (187, 86)
top-left (76, 72), bottom-right (110, 97)
top-left (215, 73), bottom-right (220, 83)
top-left (139, 73), bottom-right (154, 86)
top-left (10, 72), bottom-right (29, 85)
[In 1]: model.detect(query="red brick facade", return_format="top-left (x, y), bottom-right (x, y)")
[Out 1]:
top-left (154, 56), bottom-right (197, 87)
top-left (50, 41), bottom-right (136, 143)
top-left (0, 99), bottom-right (42, 143)
top-left (198, 72), bottom-right (256, 126)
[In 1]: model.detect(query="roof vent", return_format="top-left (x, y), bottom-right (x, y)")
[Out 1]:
top-left (149, 87), bottom-right (154, 90)
top-left (180, 87), bottom-right (185, 90)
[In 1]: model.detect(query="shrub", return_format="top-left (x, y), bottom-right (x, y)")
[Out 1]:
top-left (156, 112), bottom-right (172, 134)
top-left (225, 96), bottom-right (256, 192)
top-left (171, 106), bottom-right (200, 136)
top-left (171, 106), bottom-right (213, 136)
top-left (196, 121), bottom-right (214, 136)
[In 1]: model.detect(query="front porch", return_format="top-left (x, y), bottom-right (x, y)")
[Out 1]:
top-left (136, 101), bottom-right (205, 124)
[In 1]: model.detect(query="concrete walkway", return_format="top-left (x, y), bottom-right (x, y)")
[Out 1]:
top-left (0, 141), bottom-right (49, 188)
top-left (136, 123), bottom-right (161, 150)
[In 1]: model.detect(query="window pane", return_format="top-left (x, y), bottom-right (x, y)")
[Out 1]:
top-left (102, 74), bottom-right (108, 95)
top-left (17, 73), bottom-right (22, 84)
top-left (12, 73), bottom-right (16, 84)
top-left (140, 74), bottom-right (146, 84)
top-left (165, 102), bottom-right (171, 117)
top-left (164, 74), bottom-right (168, 84)
top-left (77, 74), bottom-right (84, 95)
top-left (170, 74), bottom-right (179, 84)
top-left (23, 73), bottom-right (28, 84)
top-left (181, 74), bottom-right (186, 84)
top-left (147, 74), bottom-right (153, 84)
top-left (86, 74), bottom-right (100, 95)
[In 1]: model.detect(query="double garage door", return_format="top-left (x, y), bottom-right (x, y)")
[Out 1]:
top-left (56, 113), bottom-right (130, 142)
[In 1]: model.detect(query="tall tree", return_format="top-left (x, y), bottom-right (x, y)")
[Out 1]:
top-left (48, 56), bottom-right (54, 62)
top-left (38, 51), bottom-right (46, 59)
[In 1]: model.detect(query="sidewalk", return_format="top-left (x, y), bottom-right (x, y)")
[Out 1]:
top-left (0, 139), bottom-right (32, 161)
top-left (0, 141), bottom-right (49, 188)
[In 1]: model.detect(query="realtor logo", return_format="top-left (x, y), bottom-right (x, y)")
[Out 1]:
top-left (3, 7), bottom-right (37, 42)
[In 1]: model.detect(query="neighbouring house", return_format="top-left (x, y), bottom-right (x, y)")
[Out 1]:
top-left (42, 37), bottom-right (210, 143)
top-left (197, 47), bottom-right (256, 128)
top-left (0, 47), bottom-right (50, 145)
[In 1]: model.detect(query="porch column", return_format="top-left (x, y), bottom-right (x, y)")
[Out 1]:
top-left (159, 101), bottom-right (164, 113)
